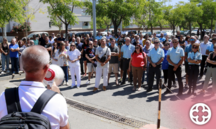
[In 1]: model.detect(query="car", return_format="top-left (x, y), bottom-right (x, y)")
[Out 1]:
top-left (75, 32), bottom-right (92, 37)
top-left (184, 30), bottom-right (190, 36)
top-left (121, 30), bottom-right (137, 35)
top-left (205, 29), bottom-right (214, 35)
top-left (155, 31), bottom-right (172, 38)
top-left (140, 32), bottom-right (152, 37)
top-left (27, 32), bottom-right (49, 38)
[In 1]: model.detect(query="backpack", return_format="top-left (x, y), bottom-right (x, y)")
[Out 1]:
top-left (0, 87), bottom-right (57, 129)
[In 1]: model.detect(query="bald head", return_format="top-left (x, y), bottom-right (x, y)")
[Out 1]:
top-left (21, 45), bottom-right (50, 73)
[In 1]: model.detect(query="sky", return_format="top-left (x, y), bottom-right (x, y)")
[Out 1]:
top-left (156, 0), bottom-right (190, 6)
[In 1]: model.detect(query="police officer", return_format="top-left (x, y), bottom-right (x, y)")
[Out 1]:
top-left (147, 38), bottom-right (164, 92)
top-left (164, 38), bottom-right (184, 96)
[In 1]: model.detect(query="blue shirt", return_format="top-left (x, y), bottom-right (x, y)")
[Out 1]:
top-left (206, 43), bottom-right (214, 52)
top-left (148, 47), bottom-right (165, 63)
top-left (9, 44), bottom-right (19, 58)
top-left (185, 44), bottom-right (201, 62)
top-left (121, 44), bottom-right (135, 58)
top-left (162, 49), bottom-right (169, 70)
top-left (95, 36), bottom-right (103, 40)
top-left (76, 42), bottom-right (83, 52)
top-left (143, 46), bottom-right (151, 66)
top-left (159, 37), bottom-right (166, 43)
top-left (167, 47), bottom-right (184, 65)
top-left (188, 52), bottom-right (202, 65)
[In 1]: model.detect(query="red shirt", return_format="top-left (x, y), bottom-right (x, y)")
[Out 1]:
top-left (131, 52), bottom-right (146, 67)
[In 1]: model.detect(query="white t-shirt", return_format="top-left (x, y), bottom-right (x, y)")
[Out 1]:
top-left (0, 81), bottom-right (69, 129)
top-left (96, 46), bottom-right (111, 68)
top-left (67, 49), bottom-right (81, 66)
top-left (200, 42), bottom-right (211, 56)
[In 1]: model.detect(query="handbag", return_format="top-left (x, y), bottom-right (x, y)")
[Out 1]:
top-left (92, 61), bottom-right (97, 67)
top-left (99, 48), bottom-right (108, 63)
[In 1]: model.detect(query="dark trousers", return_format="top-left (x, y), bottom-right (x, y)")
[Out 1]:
top-left (163, 70), bottom-right (175, 84)
top-left (167, 65), bottom-right (183, 94)
top-left (200, 55), bottom-right (208, 77)
top-left (11, 57), bottom-right (19, 74)
top-left (122, 58), bottom-right (132, 83)
top-left (148, 65), bottom-right (161, 90)
top-left (80, 58), bottom-right (84, 74)
top-left (188, 65), bottom-right (199, 92)
top-left (61, 66), bottom-right (68, 82)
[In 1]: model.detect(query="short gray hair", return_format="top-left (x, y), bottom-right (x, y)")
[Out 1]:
top-left (173, 38), bottom-right (179, 42)
top-left (21, 46), bottom-right (50, 73)
top-left (154, 38), bottom-right (160, 43)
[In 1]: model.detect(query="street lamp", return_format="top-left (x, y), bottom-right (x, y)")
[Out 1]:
top-left (92, 0), bottom-right (96, 38)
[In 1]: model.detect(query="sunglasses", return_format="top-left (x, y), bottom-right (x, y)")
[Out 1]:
top-left (193, 46), bottom-right (198, 49)
top-left (154, 42), bottom-right (159, 44)
top-left (89, 44), bottom-right (93, 46)
top-left (71, 45), bottom-right (75, 47)
top-left (135, 47), bottom-right (140, 49)
top-left (164, 44), bottom-right (169, 46)
top-left (173, 42), bottom-right (178, 43)
top-left (190, 39), bottom-right (195, 41)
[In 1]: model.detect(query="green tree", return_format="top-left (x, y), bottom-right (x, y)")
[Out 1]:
top-left (0, 0), bottom-right (27, 38)
top-left (85, 0), bottom-right (146, 35)
top-left (145, 0), bottom-right (163, 33)
top-left (164, 5), bottom-right (184, 35)
top-left (90, 16), bottom-right (112, 30)
top-left (201, 0), bottom-right (216, 35)
top-left (40, 0), bottom-right (83, 39)
top-left (182, 2), bottom-right (203, 36)
top-left (50, 15), bottom-right (62, 33)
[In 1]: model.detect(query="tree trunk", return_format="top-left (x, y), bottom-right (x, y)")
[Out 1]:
top-left (151, 24), bottom-right (153, 34)
top-left (113, 22), bottom-right (118, 36)
top-left (65, 23), bottom-right (68, 41)
top-left (199, 24), bottom-right (203, 40)
top-left (210, 18), bottom-right (213, 36)
top-left (189, 22), bottom-right (191, 36)
top-left (172, 25), bottom-right (175, 35)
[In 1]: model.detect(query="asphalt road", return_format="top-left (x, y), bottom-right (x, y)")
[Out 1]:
top-left (0, 64), bottom-right (215, 129)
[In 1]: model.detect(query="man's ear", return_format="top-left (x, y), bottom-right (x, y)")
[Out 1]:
top-left (44, 64), bottom-right (50, 73)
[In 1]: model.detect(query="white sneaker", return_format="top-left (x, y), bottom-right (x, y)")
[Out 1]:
top-left (86, 80), bottom-right (90, 84)
top-left (1, 71), bottom-right (5, 74)
top-left (6, 70), bottom-right (10, 73)
top-left (65, 82), bottom-right (68, 86)
top-left (77, 86), bottom-right (80, 89)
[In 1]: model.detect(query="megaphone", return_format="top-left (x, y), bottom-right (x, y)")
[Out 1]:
top-left (43, 64), bottom-right (65, 87)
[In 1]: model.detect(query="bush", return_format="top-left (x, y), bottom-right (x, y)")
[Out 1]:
top-left (11, 22), bottom-right (31, 33)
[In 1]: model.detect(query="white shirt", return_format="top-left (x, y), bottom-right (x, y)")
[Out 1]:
top-left (67, 49), bottom-right (81, 66)
top-left (200, 42), bottom-right (211, 55)
top-left (195, 40), bottom-right (200, 44)
top-left (48, 39), bottom-right (55, 44)
top-left (0, 81), bottom-right (69, 129)
top-left (55, 49), bottom-right (68, 66)
top-left (96, 46), bottom-right (111, 68)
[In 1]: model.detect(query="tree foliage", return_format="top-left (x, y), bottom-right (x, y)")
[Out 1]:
top-left (0, 0), bottom-right (27, 37)
top-left (85, 0), bottom-right (146, 35)
top-left (40, 0), bottom-right (83, 39)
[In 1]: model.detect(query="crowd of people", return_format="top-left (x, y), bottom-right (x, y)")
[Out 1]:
top-left (1, 31), bottom-right (216, 96)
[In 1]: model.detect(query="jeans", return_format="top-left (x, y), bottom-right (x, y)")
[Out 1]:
top-left (61, 66), bottom-right (68, 83)
top-left (1, 54), bottom-right (10, 71)
top-left (80, 58), bottom-right (84, 74)
top-left (11, 57), bottom-right (19, 74)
